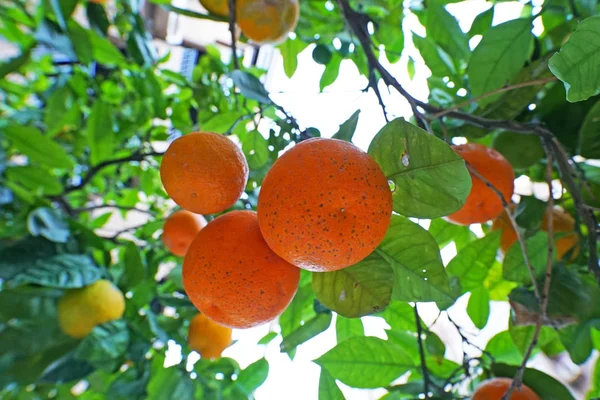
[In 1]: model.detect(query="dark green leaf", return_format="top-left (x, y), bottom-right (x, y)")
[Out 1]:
top-left (335, 316), bottom-right (363, 343)
top-left (44, 84), bottom-right (81, 136)
top-left (7, 254), bottom-right (102, 289)
top-left (427, 1), bottom-right (470, 61)
top-left (492, 132), bottom-right (544, 170)
top-left (39, 354), bottom-right (94, 384)
top-left (74, 320), bottom-right (129, 370)
top-left (2, 124), bottom-right (74, 168)
top-left (514, 196), bottom-right (546, 231)
top-left (67, 20), bottom-right (93, 64)
top-left (318, 368), bottom-right (344, 400)
top-left (312, 252), bottom-right (393, 318)
top-left (27, 207), bottom-right (70, 243)
top-left (446, 231), bottom-right (500, 294)
top-left (319, 52), bottom-right (342, 91)
top-left (278, 37), bottom-right (308, 78)
top-left (147, 361), bottom-right (194, 400)
top-left (559, 321), bottom-right (600, 364)
top-left (315, 336), bottom-right (414, 388)
top-left (368, 118), bottom-right (471, 218)
top-left (230, 70), bottom-right (272, 104)
top-left (0, 237), bottom-right (57, 280)
top-left (47, 0), bottom-right (68, 31)
top-left (491, 363), bottom-right (576, 400)
top-left (0, 46), bottom-right (32, 79)
top-left (503, 231), bottom-right (549, 284)
top-left (332, 110), bottom-right (360, 142)
top-left (549, 16), bottom-right (600, 102)
top-left (468, 6), bottom-right (494, 38)
top-left (242, 130), bottom-right (270, 169)
top-left (279, 281), bottom-right (315, 338)
top-left (579, 100), bottom-right (600, 159)
top-left (281, 312), bottom-right (332, 353)
top-left (413, 35), bottom-right (455, 78)
top-left (123, 241), bottom-right (145, 287)
top-left (312, 44), bottom-right (333, 65)
top-left (230, 358), bottom-right (269, 396)
top-left (468, 19), bottom-right (533, 106)
top-left (88, 29), bottom-right (127, 67)
top-left (467, 286), bottom-right (490, 329)
top-left (425, 332), bottom-right (445, 357)
top-left (5, 166), bottom-right (63, 196)
top-left (87, 100), bottom-right (114, 165)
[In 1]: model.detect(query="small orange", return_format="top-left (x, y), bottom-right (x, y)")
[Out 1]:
top-left (183, 210), bottom-right (300, 329)
top-left (162, 210), bottom-right (208, 256)
top-left (199, 0), bottom-right (229, 16)
top-left (447, 143), bottom-right (515, 225)
top-left (257, 138), bottom-right (393, 272)
top-left (237, 0), bottom-right (299, 44)
top-left (160, 132), bottom-right (249, 215)
top-left (472, 378), bottom-right (540, 400)
top-left (188, 313), bottom-right (232, 359)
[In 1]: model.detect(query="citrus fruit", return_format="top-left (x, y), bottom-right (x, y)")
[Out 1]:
top-left (257, 138), bottom-right (393, 272)
top-left (472, 378), bottom-right (540, 400)
top-left (447, 143), bottom-right (515, 225)
top-left (162, 210), bottom-right (208, 257)
top-left (183, 210), bottom-right (300, 328)
top-left (57, 280), bottom-right (125, 338)
top-left (237, 0), bottom-right (299, 44)
top-left (160, 132), bottom-right (249, 215)
top-left (492, 206), bottom-right (579, 260)
top-left (492, 132), bottom-right (545, 170)
top-left (199, 0), bottom-right (229, 16)
top-left (188, 313), bottom-right (232, 359)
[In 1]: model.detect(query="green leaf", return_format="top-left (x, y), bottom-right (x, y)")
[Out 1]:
top-left (314, 336), bottom-right (414, 388)
top-left (278, 37), bottom-right (308, 78)
top-left (7, 254), bottom-right (102, 288)
top-left (332, 110), bottom-right (360, 142)
top-left (318, 369), bottom-right (344, 400)
top-left (44, 84), bottom-right (81, 137)
top-left (319, 52), bottom-right (342, 91)
top-left (413, 35), bottom-right (455, 78)
top-left (147, 361), bottom-right (194, 400)
top-left (492, 132), bottom-right (545, 170)
top-left (47, 0), bottom-right (68, 31)
top-left (2, 124), bottom-right (73, 168)
top-left (279, 281), bottom-right (315, 338)
top-left (579, 100), bottom-right (600, 159)
top-left (467, 286), bottom-right (490, 329)
top-left (230, 70), bottom-right (272, 104)
top-left (491, 363), bottom-right (576, 400)
top-left (468, 18), bottom-right (533, 106)
top-left (549, 16), bottom-right (600, 102)
top-left (427, 1), bottom-right (470, 61)
top-left (0, 237), bottom-right (57, 280)
top-left (469, 6), bottom-right (494, 38)
top-left (87, 100), bottom-right (114, 166)
top-left (446, 231), bottom-right (500, 294)
top-left (5, 166), bottom-right (63, 196)
top-left (368, 118), bottom-right (471, 218)
top-left (202, 111), bottom-right (245, 133)
top-left (379, 215), bottom-right (452, 304)
top-left (280, 312), bottom-right (332, 353)
top-left (0, 46), bottom-right (33, 79)
top-left (312, 252), bottom-right (393, 318)
top-left (335, 316), bottom-right (363, 343)
top-left (503, 231), bottom-right (549, 284)
top-left (39, 354), bottom-right (94, 384)
top-left (425, 332), bottom-right (445, 357)
top-left (27, 207), bottom-right (70, 243)
top-left (485, 331), bottom-right (522, 365)
top-left (88, 29), bottom-right (127, 67)
top-left (242, 130), bottom-right (270, 169)
top-left (559, 321), bottom-right (600, 364)
top-left (74, 320), bottom-right (129, 370)
top-left (67, 20), bottom-right (94, 64)
top-left (230, 358), bottom-right (269, 396)
top-left (377, 301), bottom-right (416, 332)
top-left (258, 332), bottom-right (278, 345)
top-left (123, 241), bottom-right (145, 287)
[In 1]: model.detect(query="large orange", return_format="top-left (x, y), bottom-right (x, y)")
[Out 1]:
top-left (162, 210), bottom-right (208, 256)
top-left (492, 206), bottom-right (580, 261)
top-left (472, 378), bottom-right (540, 400)
top-left (183, 210), bottom-right (300, 328)
top-left (160, 132), bottom-right (248, 215)
top-left (447, 143), bottom-right (514, 225)
top-left (188, 313), bottom-right (232, 359)
top-left (257, 138), bottom-right (393, 272)
top-left (237, 0), bottom-right (299, 44)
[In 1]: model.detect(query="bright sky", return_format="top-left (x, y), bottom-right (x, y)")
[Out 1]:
top-left (166, 1), bottom-right (589, 399)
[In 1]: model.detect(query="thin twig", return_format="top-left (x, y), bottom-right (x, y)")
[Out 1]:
top-left (367, 71), bottom-right (389, 123)
top-left (74, 204), bottom-right (154, 215)
top-left (228, 0), bottom-right (239, 70)
top-left (430, 77), bottom-right (557, 119)
top-left (466, 163), bottom-right (541, 302)
top-left (414, 304), bottom-right (431, 399)
top-left (61, 151), bottom-right (163, 195)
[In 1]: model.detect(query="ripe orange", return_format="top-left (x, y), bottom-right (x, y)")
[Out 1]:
top-left (183, 210), bottom-right (300, 328)
top-left (199, 0), bottom-right (229, 16)
top-left (257, 138), bottom-right (393, 272)
top-left (188, 313), bottom-right (232, 359)
top-left (447, 143), bottom-right (515, 225)
top-left (160, 132), bottom-right (248, 215)
top-left (472, 378), bottom-right (540, 400)
top-left (492, 206), bottom-right (580, 260)
top-left (162, 210), bottom-right (208, 256)
top-left (237, 0), bottom-right (299, 44)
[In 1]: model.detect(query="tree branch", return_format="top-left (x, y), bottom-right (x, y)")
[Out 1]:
top-left (414, 304), bottom-right (431, 399)
top-left (61, 151), bottom-right (164, 195)
top-left (228, 0), bottom-right (239, 70)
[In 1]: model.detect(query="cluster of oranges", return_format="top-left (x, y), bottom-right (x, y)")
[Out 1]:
top-left (199, 0), bottom-right (300, 45)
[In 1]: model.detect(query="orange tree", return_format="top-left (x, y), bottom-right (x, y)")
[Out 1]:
top-left (0, 0), bottom-right (599, 399)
